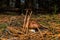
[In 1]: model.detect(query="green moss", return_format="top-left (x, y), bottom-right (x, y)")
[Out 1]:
top-left (0, 23), bottom-right (7, 29)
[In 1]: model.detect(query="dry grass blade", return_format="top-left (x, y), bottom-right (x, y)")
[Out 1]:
top-left (25, 11), bottom-right (32, 34)
top-left (37, 27), bottom-right (44, 39)
top-left (23, 10), bottom-right (28, 28)
top-left (7, 27), bottom-right (24, 34)
top-left (22, 9), bottom-right (32, 34)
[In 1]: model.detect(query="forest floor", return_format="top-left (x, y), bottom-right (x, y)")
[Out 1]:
top-left (0, 14), bottom-right (60, 40)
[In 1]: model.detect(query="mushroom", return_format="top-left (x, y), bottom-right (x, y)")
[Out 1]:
top-left (28, 20), bottom-right (48, 32)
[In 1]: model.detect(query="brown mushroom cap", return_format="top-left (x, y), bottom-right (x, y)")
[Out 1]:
top-left (28, 21), bottom-right (41, 29)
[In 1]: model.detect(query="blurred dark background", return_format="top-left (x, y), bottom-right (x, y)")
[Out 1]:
top-left (0, 0), bottom-right (60, 15)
